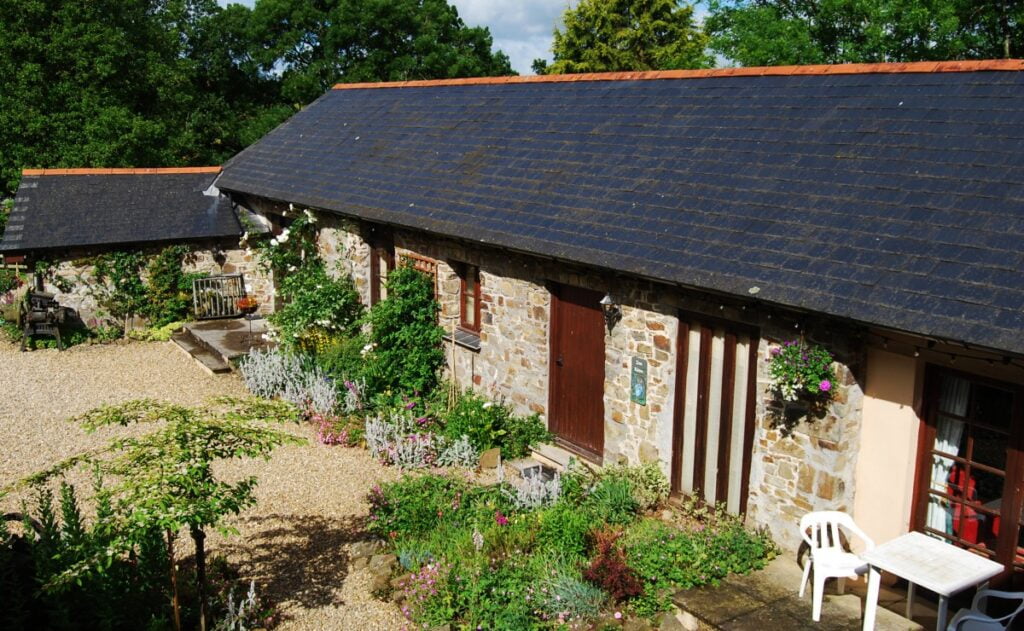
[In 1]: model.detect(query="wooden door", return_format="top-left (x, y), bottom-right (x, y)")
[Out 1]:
top-left (549, 284), bottom-right (605, 460)
top-left (912, 367), bottom-right (1024, 583)
top-left (671, 314), bottom-right (758, 515)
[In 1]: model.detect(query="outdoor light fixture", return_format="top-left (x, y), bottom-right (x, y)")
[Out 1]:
top-left (600, 293), bottom-right (622, 331)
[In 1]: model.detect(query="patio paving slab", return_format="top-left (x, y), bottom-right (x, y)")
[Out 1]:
top-left (672, 556), bottom-right (927, 631)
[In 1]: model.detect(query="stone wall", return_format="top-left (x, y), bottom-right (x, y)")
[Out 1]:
top-left (41, 239), bottom-right (272, 325)
top-left (312, 212), bottom-right (865, 551)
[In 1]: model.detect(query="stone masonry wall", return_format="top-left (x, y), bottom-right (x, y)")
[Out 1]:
top-left (313, 213), bottom-right (865, 551)
top-left (43, 239), bottom-right (272, 324)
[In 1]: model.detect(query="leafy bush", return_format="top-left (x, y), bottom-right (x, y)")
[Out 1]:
top-left (317, 333), bottom-right (370, 385)
top-left (602, 462), bottom-right (670, 512)
top-left (624, 517), bottom-right (777, 616)
top-left (142, 245), bottom-right (201, 327)
top-left (586, 477), bottom-right (639, 525)
top-left (503, 473), bottom-right (562, 511)
top-left (0, 482), bottom-right (169, 630)
top-left (583, 527), bottom-right (642, 602)
top-left (126, 320), bottom-right (186, 342)
top-left (440, 390), bottom-right (552, 459)
top-left (270, 262), bottom-right (363, 351)
top-left (363, 265), bottom-right (445, 397)
top-left (536, 502), bottom-right (594, 559)
top-left (367, 474), bottom-right (468, 540)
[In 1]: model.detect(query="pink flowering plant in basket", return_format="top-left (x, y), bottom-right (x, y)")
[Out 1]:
top-left (768, 339), bottom-right (836, 402)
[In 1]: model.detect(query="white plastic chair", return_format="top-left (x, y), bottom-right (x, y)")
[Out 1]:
top-left (798, 511), bottom-right (875, 622)
top-left (946, 589), bottom-right (1024, 631)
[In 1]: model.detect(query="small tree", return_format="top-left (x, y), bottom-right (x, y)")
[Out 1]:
top-left (41, 397), bottom-right (305, 631)
top-left (364, 265), bottom-right (445, 398)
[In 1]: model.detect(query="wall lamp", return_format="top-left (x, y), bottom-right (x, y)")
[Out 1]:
top-left (600, 293), bottom-right (622, 331)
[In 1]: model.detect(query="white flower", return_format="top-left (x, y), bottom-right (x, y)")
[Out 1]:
top-left (304, 209), bottom-right (317, 223)
top-left (277, 234), bottom-right (289, 244)
top-left (241, 231), bottom-right (249, 240)
top-left (287, 265), bottom-right (296, 272)
top-left (482, 401), bottom-right (494, 409)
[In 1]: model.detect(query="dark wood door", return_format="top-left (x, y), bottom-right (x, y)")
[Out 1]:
top-left (549, 284), bottom-right (605, 459)
top-left (912, 367), bottom-right (1024, 584)
top-left (671, 313), bottom-right (758, 515)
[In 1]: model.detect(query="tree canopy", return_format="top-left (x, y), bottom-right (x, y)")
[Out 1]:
top-left (0, 0), bottom-right (513, 197)
top-left (706, 0), bottom-right (1024, 67)
top-left (541, 0), bottom-right (711, 74)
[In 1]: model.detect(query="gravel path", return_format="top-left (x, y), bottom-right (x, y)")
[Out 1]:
top-left (0, 340), bottom-right (405, 630)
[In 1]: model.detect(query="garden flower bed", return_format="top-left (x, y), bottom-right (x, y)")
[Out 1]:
top-left (365, 464), bottom-right (777, 629)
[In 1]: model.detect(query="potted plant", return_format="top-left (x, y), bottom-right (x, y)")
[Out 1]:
top-left (769, 339), bottom-right (835, 418)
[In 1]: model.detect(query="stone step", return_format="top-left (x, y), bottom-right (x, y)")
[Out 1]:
top-left (531, 443), bottom-right (578, 472)
top-left (507, 457), bottom-right (544, 480)
top-left (170, 330), bottom-right (232, 375)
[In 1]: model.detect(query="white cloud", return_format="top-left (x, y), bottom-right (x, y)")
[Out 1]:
top-left (443, 0), bottom-right (573, 74)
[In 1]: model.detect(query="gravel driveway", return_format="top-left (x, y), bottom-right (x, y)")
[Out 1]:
top-left (0, 340), bottom-right (404, 630)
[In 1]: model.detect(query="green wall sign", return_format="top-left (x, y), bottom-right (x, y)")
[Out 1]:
top-left (631, 356), bottom-right (648, 406)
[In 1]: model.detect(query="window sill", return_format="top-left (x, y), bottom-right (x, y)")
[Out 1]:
top-left (444, 328), bottom-right (481, 352)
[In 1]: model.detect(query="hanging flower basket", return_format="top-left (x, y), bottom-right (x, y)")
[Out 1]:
top-left (769, 339), bottom-right (836, 403)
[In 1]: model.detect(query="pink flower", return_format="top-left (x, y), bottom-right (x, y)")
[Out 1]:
top-left (819, 379), bottom-right (832, 392)
top-left (770, 347), bottom-right (781, 356)
top-left (614, 612), bottom-right (623, 619)
top-left (495, 511), bottom-right (509, 526)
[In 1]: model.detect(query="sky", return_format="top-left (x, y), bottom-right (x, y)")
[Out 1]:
top-left (218, 1), bottom-right (708, 76)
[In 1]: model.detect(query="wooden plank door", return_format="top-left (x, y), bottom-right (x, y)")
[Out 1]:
top-left (549, 284), bottom-right (605, 459)
top-left (671, 314), bottom-right (758, 515)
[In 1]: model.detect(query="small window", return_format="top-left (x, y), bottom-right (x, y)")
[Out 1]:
top-left (369, 234), bottom-right (394, 306)
top-left (459, 264), bottom-right (481, 333)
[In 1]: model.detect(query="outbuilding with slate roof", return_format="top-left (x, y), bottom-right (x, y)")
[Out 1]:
top-left (1, 168), bottom-right (273, 322)
top-left (217, 60), bottom-right (1024, 568)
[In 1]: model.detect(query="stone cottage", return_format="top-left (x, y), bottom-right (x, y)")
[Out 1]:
top-left (0, 167), bottom-right (272, 322)
top-left (216, 60), bottom-right (1024, 580)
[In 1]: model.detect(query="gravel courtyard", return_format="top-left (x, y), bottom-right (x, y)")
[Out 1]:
top-left (0, 340), bottom-right (404, 630)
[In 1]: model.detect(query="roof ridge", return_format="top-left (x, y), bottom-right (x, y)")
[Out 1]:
top-left (333, 59), bottom-right (1024, 90)
top-left (22, 167), bottom-right (222, 176)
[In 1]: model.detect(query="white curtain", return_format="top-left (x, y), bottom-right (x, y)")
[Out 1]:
top-left (926, 376), bottom-right (969, 534)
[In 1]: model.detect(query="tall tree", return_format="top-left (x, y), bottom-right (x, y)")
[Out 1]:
top-left (706, 0), bottom-right (1024, 67)
top-left (250, 0), bottom-right (515, 104)
top-left (0, 0), bottom-right (287, 197)
top-left (543, 0), bottom-right (712, 74)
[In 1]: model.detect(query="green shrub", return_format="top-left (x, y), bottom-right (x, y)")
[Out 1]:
top-left (536, 566), bottom-right (607, 622)
top-left (317, 333), bottom-right (370, 385)
top-left (536, 502), bottom-right (593, 559)
top-left (270, 262), bottom-right (363, 352)
top-left (367, 474), bottom-right (468, 540)
top-left (600, 462), bottom-right (670, 512)
top-left (586, 477), bottom-right (639, 526)
top-left (624, 517), bottom-right (777, 616)
top-left (363, 265), bottom-right (444, 397)
top-left (439, 390), bottom-right (552, 459)
top-left (2, 483), bottom-right (169, 630)
top-left (142, 246), bottom-right (199, 327)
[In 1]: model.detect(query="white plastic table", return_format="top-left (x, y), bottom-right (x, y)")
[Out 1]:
top-left (861, 531), bottom-right (1004, 631)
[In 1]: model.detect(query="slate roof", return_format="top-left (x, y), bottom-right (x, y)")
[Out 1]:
top-left (216, 60), bottom-right (1024, 355)
top-left (1, 168), bottom-right (241, 253)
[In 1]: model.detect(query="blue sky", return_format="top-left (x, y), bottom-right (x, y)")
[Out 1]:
top-left (218, 1), bottom-right (709, 76)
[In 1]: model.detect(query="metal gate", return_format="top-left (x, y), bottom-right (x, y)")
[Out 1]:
top-left (192, 274), bottom-right (245, 319)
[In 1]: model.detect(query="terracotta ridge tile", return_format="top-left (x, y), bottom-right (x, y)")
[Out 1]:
top-left (332, 59), bottom-right (1024, 90)
top-left (21, 167), bottom-right (222, 176)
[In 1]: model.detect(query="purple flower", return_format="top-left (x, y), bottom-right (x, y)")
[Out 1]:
top-left (819, 379), bottom-right (832, 392)
top-left (495, 511), bottom-right (509, 526)
top-left (404, 400), bottom-right (416, 410)
top-left (770, 347), bottom-right (781, 356)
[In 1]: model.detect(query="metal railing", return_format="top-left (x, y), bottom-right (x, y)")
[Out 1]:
top-left (192, 274), bottom-right (245, 319)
